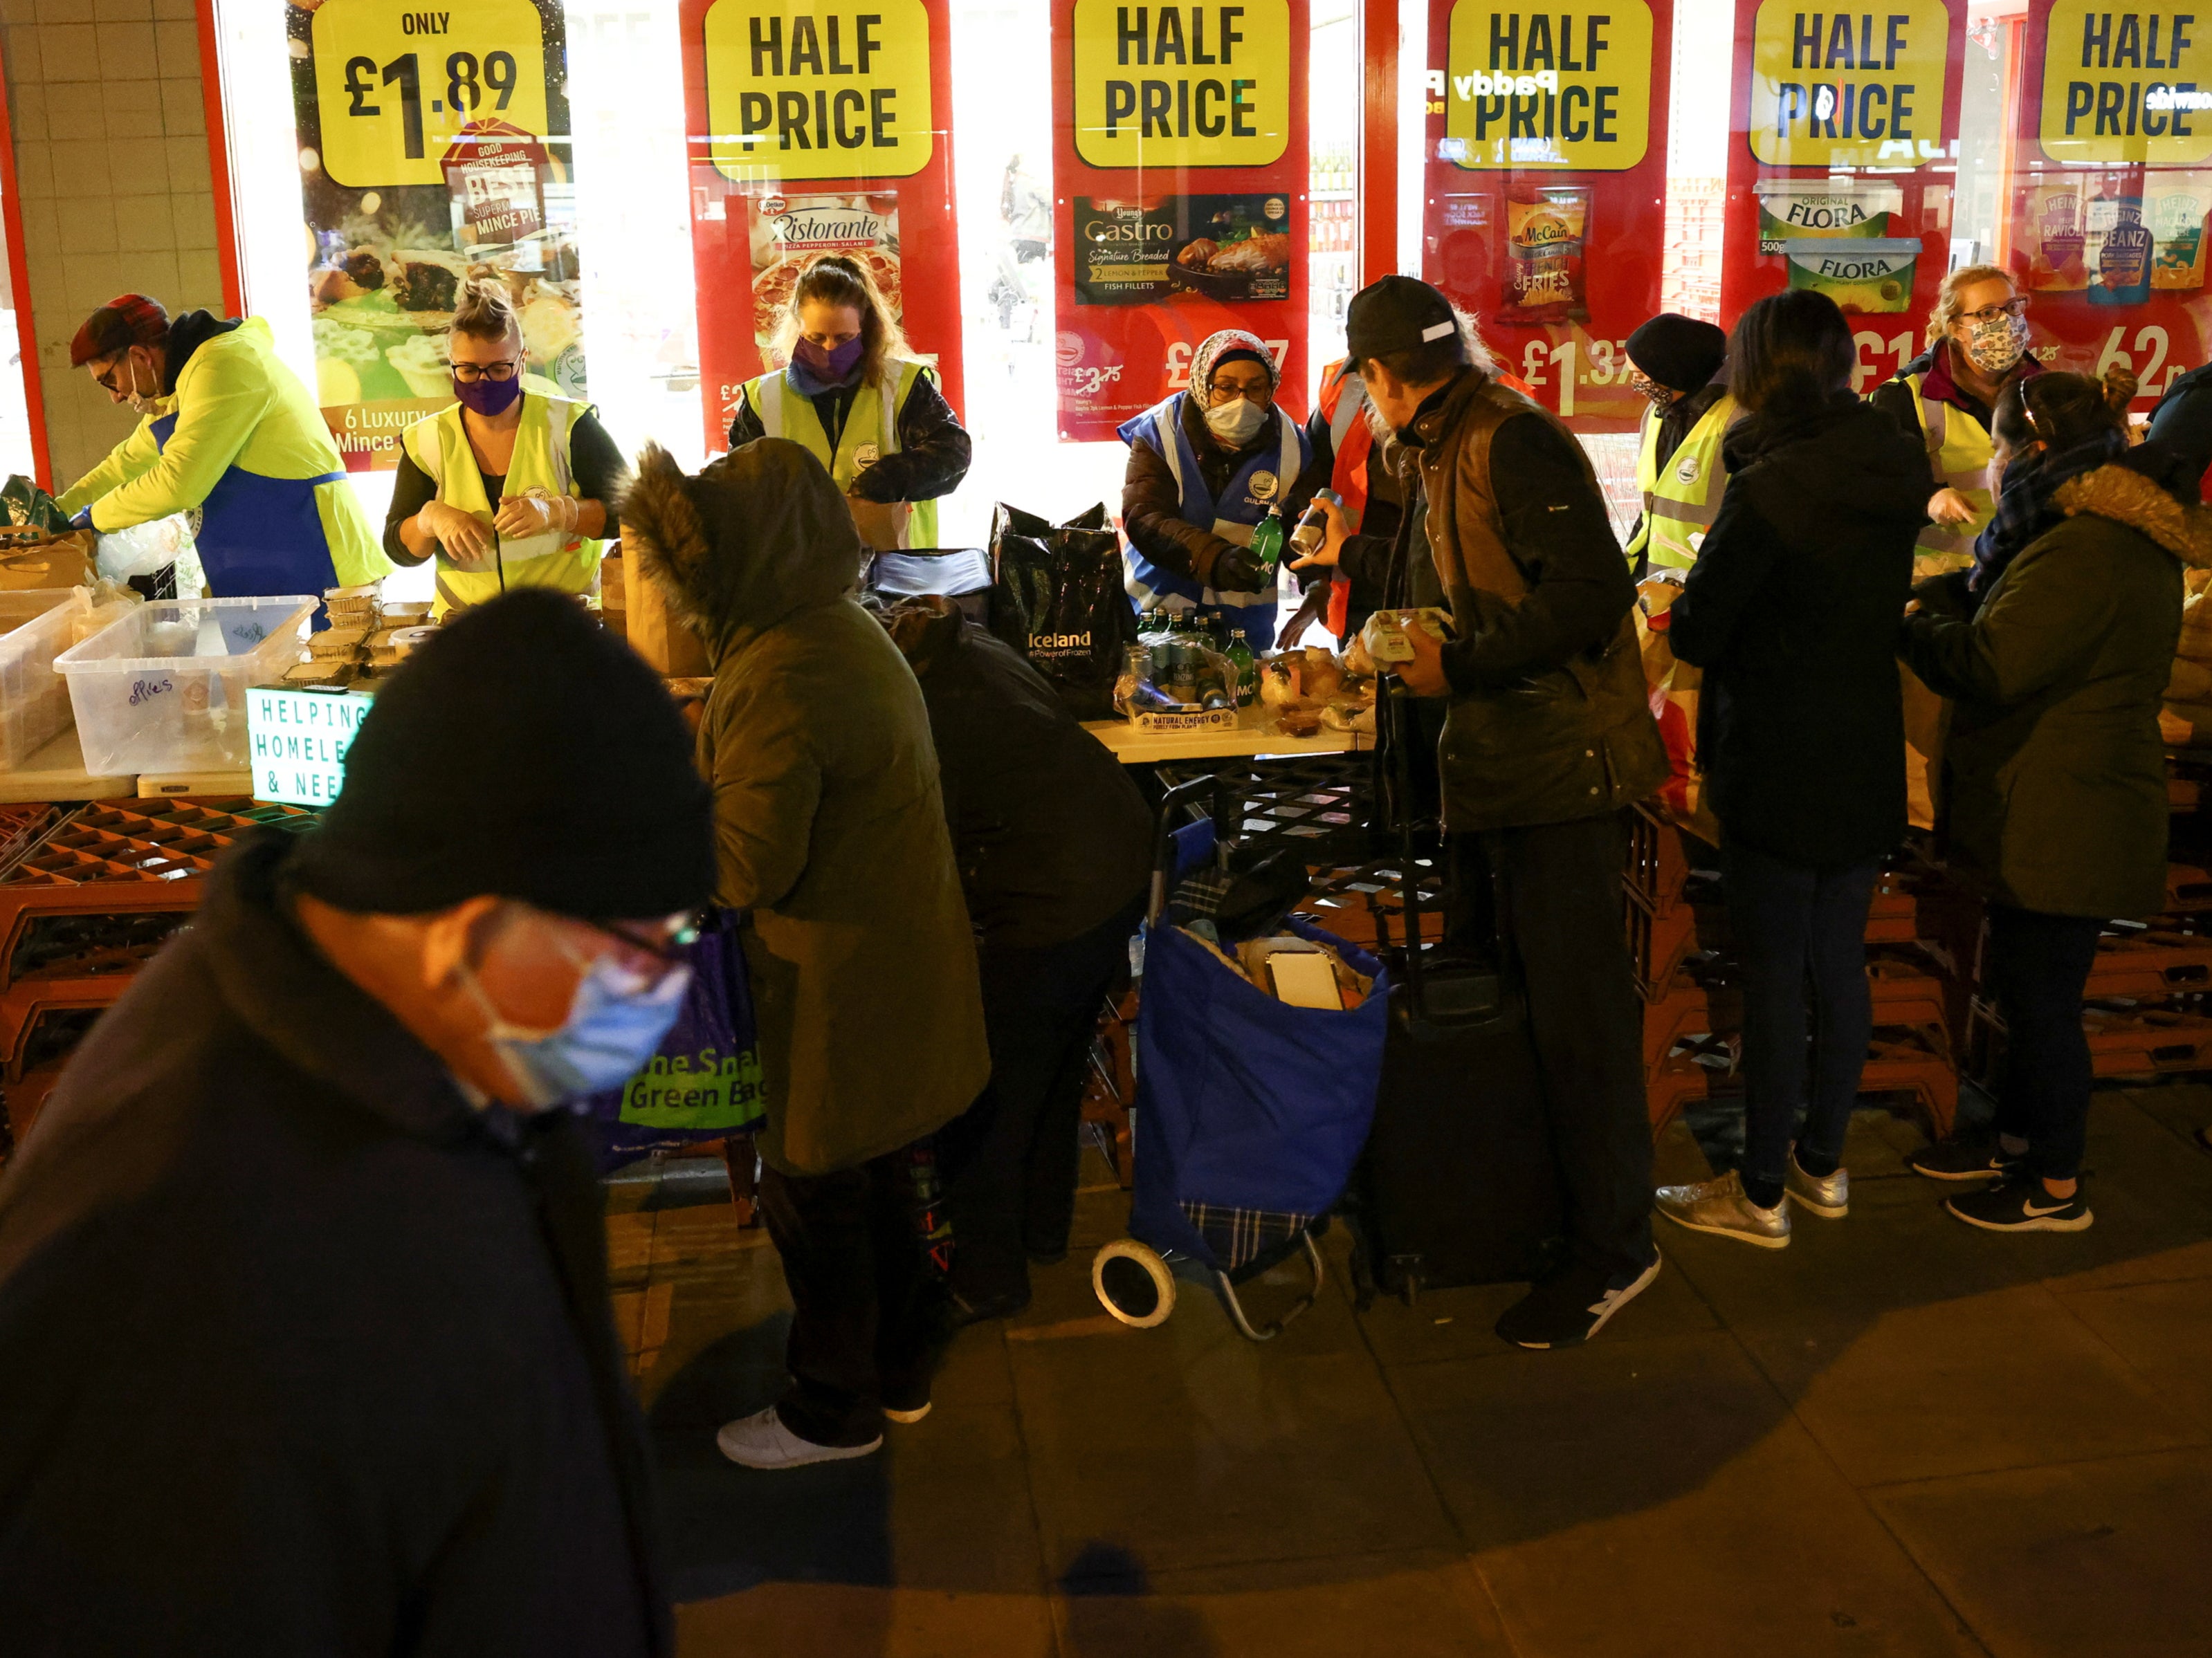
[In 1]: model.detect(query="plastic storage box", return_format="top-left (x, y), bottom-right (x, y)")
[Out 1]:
top-left (0, 589), bottom-right (89, 771)
top-left (54, 596), bottom-right (316, 777)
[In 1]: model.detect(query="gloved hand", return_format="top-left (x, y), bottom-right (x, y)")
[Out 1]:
top-left (68, 507), bottom-right (93, 531)
top-left (1212, 546), bottom-right (1266, 594)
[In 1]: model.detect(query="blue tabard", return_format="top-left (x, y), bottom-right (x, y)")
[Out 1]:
top-left (1118, 393), bottom-right (1309, 647)
top-left (149, 412), bottom-right (345, 599)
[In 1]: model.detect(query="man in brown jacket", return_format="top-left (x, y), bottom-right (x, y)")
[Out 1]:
top-left (1349, 277), bottom-right (1670, 1350)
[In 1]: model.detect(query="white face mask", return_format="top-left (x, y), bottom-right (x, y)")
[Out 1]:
top-left (119, 351), bottom-right (163, 416)
top-left (1205, 395), bottom-right (1269, 447)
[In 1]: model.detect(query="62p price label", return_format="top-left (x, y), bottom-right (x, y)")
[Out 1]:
top-left (311, 0), bottom-right (549, 187)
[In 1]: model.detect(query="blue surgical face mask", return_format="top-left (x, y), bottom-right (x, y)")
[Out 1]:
top-left (460, 942), bottom-right (690, 1110)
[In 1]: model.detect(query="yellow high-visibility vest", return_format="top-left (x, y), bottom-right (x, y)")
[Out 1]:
top-left (1626, 392), bottom-right (1737, 570)
top-left (742, 358), bottom-right (940, 549)
top-left (402, 393), bottom-right (602, 617)
top-left (1905, 373), bottom-right (1995, 575)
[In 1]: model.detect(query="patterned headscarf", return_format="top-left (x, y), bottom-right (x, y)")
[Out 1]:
top-left (1191, 329), bottom-right (1278, 398)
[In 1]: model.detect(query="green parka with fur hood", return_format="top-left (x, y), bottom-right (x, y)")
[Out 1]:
top-left (619, 439), bottom-right (987, 1176)
top-left (1901, 463), bottom-right (2212, 919)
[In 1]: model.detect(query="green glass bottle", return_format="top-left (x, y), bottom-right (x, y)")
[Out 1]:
top-left (1246, 506), bottom-right (1287, 577)
top-left (1227, 628), bottom-right (1256, 708)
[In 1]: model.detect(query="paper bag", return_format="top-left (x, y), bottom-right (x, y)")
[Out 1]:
top-left (848, 495), bottom-right (911, 552)
top-left (1634, 578), bottom-right (1721, 846)
top-left (0, 530), bottom-right (94, 592)
top-left (621, 544), bottom-right (712, 676)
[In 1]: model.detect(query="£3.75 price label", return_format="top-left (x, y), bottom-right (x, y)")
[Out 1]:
top-left (312, 0), bottom-right (551, 187)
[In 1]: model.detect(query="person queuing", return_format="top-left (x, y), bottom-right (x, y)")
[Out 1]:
top-left (1656, 291), bottom-right (1928, 1249)
top-left (57, 292), bottom-right (387, 597)
top-left (1351, 275), bottom-right (1670, 1350)
top-left (1899, 374), bottom-right (2204, 1233)
top-left (619, 438), bottom-right (987, 1468)
top-left (877, 596), bottom-right (1151, 1322)
top-left (726, 254), bottom-right (971, 551)
top-left (1870, 264), bottom-right (2040, 573)
top-left (385, 283), bottom-right (626, 616)
top-left (1120, 327), bottom-right (1319, 646)
top-left (0, 591), bottom-right (713, 1654)
top-left (1620, 313), bottom-right (1735, 576)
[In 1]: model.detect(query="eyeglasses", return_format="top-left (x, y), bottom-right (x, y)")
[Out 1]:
top-left (1962, 299), bottom-right (2030, 325)
top-left (91, 356), bottom-right (133, 394)
top-left (594, 911), bottom-right (704, 967)
top-left (1207, 380), bottom-right (1272, 407)
top-left (450, 360), bottom-right (520, 383)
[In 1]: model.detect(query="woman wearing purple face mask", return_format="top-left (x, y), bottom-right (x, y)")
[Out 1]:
top-left (726, 254), bottom-right (971, 551)
top-left (385, 282), bottom-right (628, 616)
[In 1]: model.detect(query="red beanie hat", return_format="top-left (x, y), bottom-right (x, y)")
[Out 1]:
top-left (68, 293), bottom-right (168, 367)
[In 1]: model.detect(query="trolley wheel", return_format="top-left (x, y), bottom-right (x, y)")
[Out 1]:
top-left (1093, 1239), bottom-right (1176, 1328)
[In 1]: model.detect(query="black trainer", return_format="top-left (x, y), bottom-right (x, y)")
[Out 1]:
top-left (1945, 1173), bottom-right (2093, 1233)
top-left (1908, 1130), bottom-right (2024, 1183)
top-left (1495, 1250), bottom-right (1662, 1350)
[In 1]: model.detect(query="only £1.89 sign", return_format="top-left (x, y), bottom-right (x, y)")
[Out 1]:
top-left (2040, 1), bottom-right (2212, 165)
top-left (1070, 1), bottom-right (1292, 168)
top-left (704, 1), bottom-right (935, 182)
top-left (1747, 1), bottom-right (1953, 168)
top-left (1444, 3), bottom-right (1656, 170)
top-left (311, 0), bottom-right (551, 187)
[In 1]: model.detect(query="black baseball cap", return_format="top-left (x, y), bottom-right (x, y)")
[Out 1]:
top-left (1344, 275), bottom-right (1460, 362)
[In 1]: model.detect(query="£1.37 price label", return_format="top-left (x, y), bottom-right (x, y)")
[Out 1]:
top-left (312, 0), bottom-right (551, 187)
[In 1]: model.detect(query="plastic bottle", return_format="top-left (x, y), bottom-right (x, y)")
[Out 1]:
top-left (1227, 628), bottom-right (1256, 708)
top-left (1247, 506), bottom-right (1286, 577)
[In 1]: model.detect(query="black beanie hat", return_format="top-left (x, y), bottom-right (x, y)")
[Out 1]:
top-left (287, 589), bottom-right (715, 921)
top-left (1625, 314), bottom-right (1730, 396)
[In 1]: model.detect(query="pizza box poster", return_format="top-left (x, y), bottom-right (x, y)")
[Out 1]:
top-left (747, 192), bottom-right (904, 369)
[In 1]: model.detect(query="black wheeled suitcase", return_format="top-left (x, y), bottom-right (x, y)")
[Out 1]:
top-left (1351, 690), bottom-right (1566, 1304)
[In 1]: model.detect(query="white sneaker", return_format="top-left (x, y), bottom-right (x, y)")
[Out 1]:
top-left (715, 1406), bottom-right (881, 1470)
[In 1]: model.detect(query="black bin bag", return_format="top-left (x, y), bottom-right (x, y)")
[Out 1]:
top-left (989, 501), bottom-right (1140, 721)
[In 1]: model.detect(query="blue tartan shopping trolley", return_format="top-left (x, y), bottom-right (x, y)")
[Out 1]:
top-left (1092, 777), bottom-right (1391, 1341)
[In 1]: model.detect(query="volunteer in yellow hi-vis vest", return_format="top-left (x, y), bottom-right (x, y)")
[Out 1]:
top-left (726, 254), bottom-right (971, 551)
top-left (385, 284), bottom-right (625, 617)
top-left (1619, 314), bottom-right (1735, 573)
top-left (1869, 265), bottom-right (2042, 579)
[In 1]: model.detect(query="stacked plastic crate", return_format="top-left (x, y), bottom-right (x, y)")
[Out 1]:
top-left (1630, 808), bottom-right (1964, 1141)
top-left (0, 798), bottom-right (318, 1159)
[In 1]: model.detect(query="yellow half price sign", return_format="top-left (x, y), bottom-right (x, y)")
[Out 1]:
top-left (1443, 3), bottom-right (1654, 170)
top-left (2040, 1), bottom-right (2212, 165)
top-left (311, 0), bottom-right (551, 188)
top-left (1747, 1), bottom-right (1953, 169)
top-left (704, 1), bottom-right (935, 183)
top-left (1070, 1), bottom-right (1291, 169)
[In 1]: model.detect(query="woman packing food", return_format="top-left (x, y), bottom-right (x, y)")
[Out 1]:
top-left (1120, 328), bottom-right (1319, 648)
top-left (59, 292), bottom-right (387, 598)
top-left (726, 255), bottom-right (970, 551)
top-left (1899, 372), bottom-right (2207, 1233)
top-left (1869, 264), bottom-right (2041, 575)
top-left (385, 282), bottom-right (625, 617)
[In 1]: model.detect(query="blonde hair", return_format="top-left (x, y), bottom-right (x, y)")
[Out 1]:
top-left (774, 254), bottom-right (911, 386)
top-left (1926, 264), bottom-right (2018, 346)
top-left (450, 279), bottom-right (522, 346)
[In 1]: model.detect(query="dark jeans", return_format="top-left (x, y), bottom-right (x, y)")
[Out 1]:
top-left (1984, 905), bottom-right (2103, 1181)
top-left (1721, 843), bottom-right (1879, 1192)
top-left (1446, 815), bottom-right (1654, 1278)
top-left (938, 896), bottom-right (1143, 1307)
top-left (758, 1140), bottom-right (954, 1446)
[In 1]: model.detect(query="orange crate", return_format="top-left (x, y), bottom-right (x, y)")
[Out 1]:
top-left (1624, 802), bottom-right (1693, 916)
top-left (1859, 1027), bottom-right (1958, 1139)
top-left (2082, 928), bottom-right (2212, 1000)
